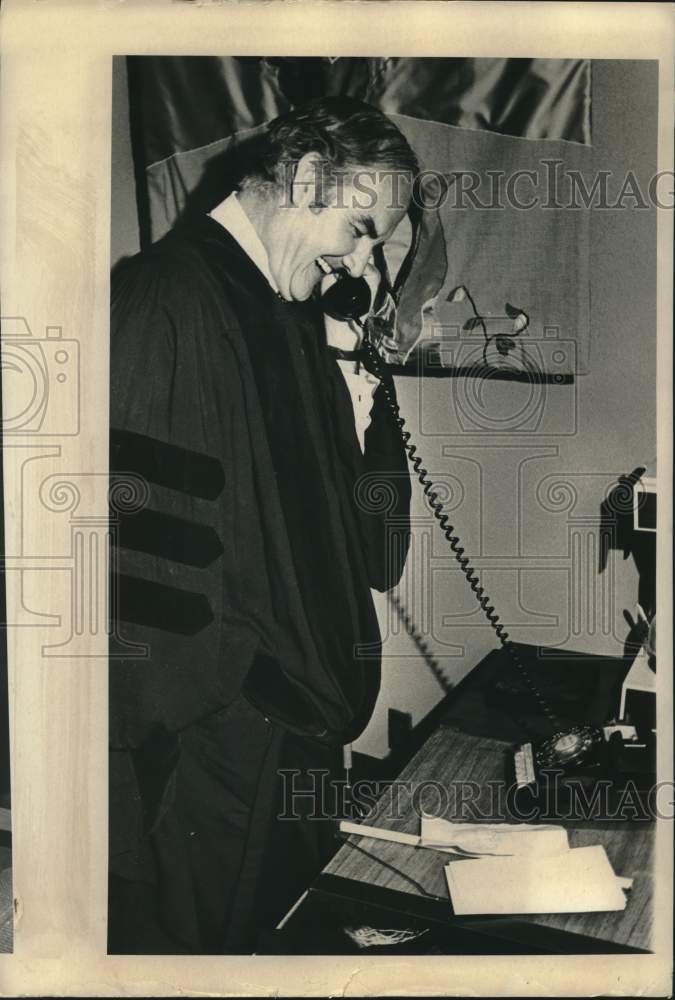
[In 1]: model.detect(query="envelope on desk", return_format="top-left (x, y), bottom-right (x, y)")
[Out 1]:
top-left (420, 816), bottom-right (569, 857)
top-left (445, 844), bottom-right (627, 915)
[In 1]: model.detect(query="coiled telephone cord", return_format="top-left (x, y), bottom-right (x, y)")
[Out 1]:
top-left (361, 336), bottom-right (561, 734)
top-left (387, 592), bottom-right (453, 694)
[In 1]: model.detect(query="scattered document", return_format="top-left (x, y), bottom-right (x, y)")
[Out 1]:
top-left (445, 844), bottom-right (627, 915)
top-left (339, 820), bottom-right (420, 847)
top-left (340, 820), bottom-right (632, 917)
top-left (420, 816), bottom-right (569, 857)
top-left (340, 817), bottom-right (570, 857)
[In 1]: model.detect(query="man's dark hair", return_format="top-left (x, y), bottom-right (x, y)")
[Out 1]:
top-left (241, 95), bottom-right (419, 196)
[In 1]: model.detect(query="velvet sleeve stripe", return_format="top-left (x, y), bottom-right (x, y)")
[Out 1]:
top-left (112, 573), bottom-right (215, 635)
top-left (110, 427), bottom-right (225, 500)
top-left (113, 508), bottom-right (225, 568)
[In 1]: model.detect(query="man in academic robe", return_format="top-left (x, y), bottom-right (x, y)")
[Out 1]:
top-left (108, 96), bottom-right (417, 954)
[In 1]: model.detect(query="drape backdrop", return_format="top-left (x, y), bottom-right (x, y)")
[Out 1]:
top-left (124, 56), bottom-right (592, 374)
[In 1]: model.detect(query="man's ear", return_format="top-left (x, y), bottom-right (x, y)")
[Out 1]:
top-left (291, 152), bottom-right (325, 211)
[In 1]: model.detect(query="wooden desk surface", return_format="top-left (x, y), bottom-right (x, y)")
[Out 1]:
top-left (325, 726), bottom-right (653, 953)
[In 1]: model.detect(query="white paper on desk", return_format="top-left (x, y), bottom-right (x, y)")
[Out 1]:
top-left (445, 845), bottom-right (627, 915)
top-left (420, 816), bottom-right (569, 857)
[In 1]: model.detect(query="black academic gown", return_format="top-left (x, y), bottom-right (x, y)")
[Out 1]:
top-left (108, 213), bottom-right (411, 952)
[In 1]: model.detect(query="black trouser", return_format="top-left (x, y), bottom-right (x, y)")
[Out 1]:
top-left (108, 693), bottom-right (341, 954)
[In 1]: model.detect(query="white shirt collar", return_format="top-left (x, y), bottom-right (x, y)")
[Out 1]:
top-left (210, 192), bottom-right (279, 292)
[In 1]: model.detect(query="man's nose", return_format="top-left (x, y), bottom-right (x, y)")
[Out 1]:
top-left (342, 241), bottom-right (373, 279)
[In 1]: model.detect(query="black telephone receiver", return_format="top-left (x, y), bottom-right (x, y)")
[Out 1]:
top-left (320, 194), bottom-right (422, 323)
top-left (320, 271), bottom-right (372, 323)
top-left (320, 262), bottom-right (604, 787)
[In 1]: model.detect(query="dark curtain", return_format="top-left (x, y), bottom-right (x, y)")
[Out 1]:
top-left (123, 56), bottom-right (592, 373)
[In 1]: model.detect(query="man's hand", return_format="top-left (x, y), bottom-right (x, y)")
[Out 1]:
top-left (323, 260), bottom-right (380, 350)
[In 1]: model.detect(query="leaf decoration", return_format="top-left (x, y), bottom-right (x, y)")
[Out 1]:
top-left (447, 285), bottom-right (467, 303)
top-left (496, 335), bottom-right (516, 356)
top-left (505, 301), bottom-right (529, 333)
top-left (463, 316), bottom-right (484, 332)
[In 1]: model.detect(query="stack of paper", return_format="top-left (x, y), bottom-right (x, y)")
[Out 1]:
top-left (338, 818), bottom-right (632, 917)
top-left (445, 844), bottom-right (628, 915)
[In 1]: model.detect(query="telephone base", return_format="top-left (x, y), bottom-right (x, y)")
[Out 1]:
top-left (514, 742), bottom-right (536, 789)
top-left (511, 731), bottom-right (656, 821)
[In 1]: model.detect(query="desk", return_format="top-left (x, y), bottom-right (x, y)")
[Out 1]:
top-left (275, 645), bottom-right (654, 955)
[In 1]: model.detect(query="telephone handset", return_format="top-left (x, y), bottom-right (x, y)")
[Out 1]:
top-left (319, 268), bottom-right (604, 786)
top-left (320, 268), bottom-right (372, 324)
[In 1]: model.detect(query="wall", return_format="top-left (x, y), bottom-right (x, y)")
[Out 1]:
top-left (358, 60), bottom-right (657, 756)
top-left (110, 59), bottom-right (658, 759)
